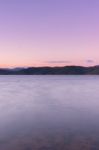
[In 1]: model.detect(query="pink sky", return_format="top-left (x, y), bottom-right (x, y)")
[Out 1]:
top-left (0, 0), bottom-right (99, 67)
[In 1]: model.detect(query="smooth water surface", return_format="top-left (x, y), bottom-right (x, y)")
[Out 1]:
top-left (0, 75), bottom-right (99, 150)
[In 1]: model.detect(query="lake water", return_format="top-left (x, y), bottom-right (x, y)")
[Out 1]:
top-left (0, 75), bottom-right (99, 150)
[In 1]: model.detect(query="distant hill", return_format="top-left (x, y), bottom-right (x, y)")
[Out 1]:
top-left (0, 66), bottom-right (99, 75)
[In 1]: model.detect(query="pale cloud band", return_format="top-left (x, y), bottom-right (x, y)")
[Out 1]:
top-left (46, 61), bottom-right (71, 64)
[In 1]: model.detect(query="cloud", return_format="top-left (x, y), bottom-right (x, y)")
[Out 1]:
top-left (86, 60), bottom-right (94, 63)
top-left (46, 60), bottom-right (71, 64)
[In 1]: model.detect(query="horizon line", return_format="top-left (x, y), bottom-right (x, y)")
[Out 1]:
top-left (0, 65), bottom-right (99, 69)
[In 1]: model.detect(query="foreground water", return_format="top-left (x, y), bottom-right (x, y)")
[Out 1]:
top-left (0, 75), bottom-right (99, 150)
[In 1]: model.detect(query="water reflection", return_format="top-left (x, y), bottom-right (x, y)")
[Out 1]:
top-left (0, 75), bottom-right (99, 150)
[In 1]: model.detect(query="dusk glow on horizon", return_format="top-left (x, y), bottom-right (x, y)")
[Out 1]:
top-left (0, 0), bottom-right (99, 67)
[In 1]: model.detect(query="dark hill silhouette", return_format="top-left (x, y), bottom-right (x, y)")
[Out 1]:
top-left (0, 65), bottom-right (99, 75)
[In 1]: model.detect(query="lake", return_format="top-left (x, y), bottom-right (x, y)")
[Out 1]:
top-left (0, 75), bottom-right (99, 150)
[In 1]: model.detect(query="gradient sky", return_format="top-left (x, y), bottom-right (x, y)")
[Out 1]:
top-left (0, 0), bottom-right (99, 67)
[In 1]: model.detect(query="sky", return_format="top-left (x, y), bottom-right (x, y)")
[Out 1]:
top-left (0, 0), bottom-right (99, 67)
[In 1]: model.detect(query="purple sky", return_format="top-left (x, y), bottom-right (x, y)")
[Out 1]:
top-left (0, 0), bottom-right (99, 67)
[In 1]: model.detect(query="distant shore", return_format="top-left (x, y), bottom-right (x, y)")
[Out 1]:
top-left (0, 65), bottom-right (99, 75)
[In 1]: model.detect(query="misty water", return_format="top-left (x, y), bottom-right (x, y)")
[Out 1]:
top-left (0, 75), bottom-right (99, 150)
